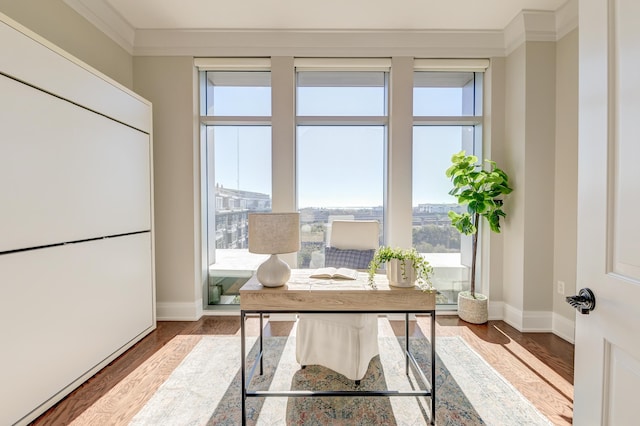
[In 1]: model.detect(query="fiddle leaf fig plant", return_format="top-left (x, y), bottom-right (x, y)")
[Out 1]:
top-left (446, 150), bottom-right (512, 298)
top-left (367, 246), bottom-right (434, 291)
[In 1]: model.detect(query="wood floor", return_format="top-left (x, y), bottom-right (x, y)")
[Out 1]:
top-left (31, 316), bottom-right (574, 425)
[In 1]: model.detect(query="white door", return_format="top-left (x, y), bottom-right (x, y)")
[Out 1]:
top-left (574, 0), bottom-right (640, 424)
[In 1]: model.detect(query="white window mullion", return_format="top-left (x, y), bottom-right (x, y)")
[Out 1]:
top-left (413, 116), bottom-right (483, 126)
top-left (200, 116), bottom-right (271, 126)
top-left (296, 116), bottom-right (388, 126)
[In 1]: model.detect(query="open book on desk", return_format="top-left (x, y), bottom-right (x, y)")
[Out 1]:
top-left (309, 267), bottom-right (359, 280)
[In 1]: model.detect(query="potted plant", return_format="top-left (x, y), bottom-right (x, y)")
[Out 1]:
top-left (367, 246), bottom-right (434, 290)
top-left (446, 150), bottom-right (512, 324)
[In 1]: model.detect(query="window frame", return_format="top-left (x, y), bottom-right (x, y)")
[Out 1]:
top-left (200, 68), bottom-right (274, 255)
top-left (197, 58), bottom-right (490, 308)
top-left (294, 67), bottom-right (389, 267)
top-left (411, 70), bottom-right (485, 304)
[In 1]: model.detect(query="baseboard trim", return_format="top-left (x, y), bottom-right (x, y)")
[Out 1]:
top-left (503, 305), bottom-right (552, 331)
top-left (552, 313), bottom-right (575, 343)
top-left (521, 310), bottom-right (554, 332)
top-left (156, 300), bottom-right (203, 321)
top-left (502, 303), bottom-right (524, 330)
top-left (498, 303), bottom-right (574, 343)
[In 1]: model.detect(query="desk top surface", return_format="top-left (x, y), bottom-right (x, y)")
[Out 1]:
top-left (239, 269), bottom-right (435, 311)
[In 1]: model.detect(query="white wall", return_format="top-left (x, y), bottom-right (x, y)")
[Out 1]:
top-left (133, 56), bottom-right (203, 320)
top-left (553, 29), bottom-right (580, 331)
top-left (502, 40), bottom-right (559, 332)
top-left (523, 41), bottom-right (556, 314)
top-left (504, 43), bottom-right (527, 314)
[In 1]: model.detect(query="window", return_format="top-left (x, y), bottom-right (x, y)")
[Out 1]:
top-left (412, 70), bottom-right (483, 305)
top-left (202, 68), bottom-right (272, 306)
top-left (204, 71), bottom-right (272, 252)
top-left (204, 71), bottom-right (271, 116)
top-left (413, 71), bottom-right (477, 116)
top-left (296, 69), bottom-right (386, 268)
top-left (297, 71), bottom-right (386, 116)
top-left (199, 58), bottom-right (488, 310)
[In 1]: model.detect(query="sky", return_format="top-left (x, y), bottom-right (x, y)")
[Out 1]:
top-left (209, 75), bottom-right (469, 208)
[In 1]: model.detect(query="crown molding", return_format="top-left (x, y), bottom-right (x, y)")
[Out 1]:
top-left (556, 0), bottom-right (579, 40)
top-left (63, 0), bottom-right (135, 54)
top-left (504, 10), bottom-right (556, 55)
top-left (132, 28), bottom-right (505, 58)
top-left (504, 0), bottom-right (578, 55)
top-left (65, 0), bottom-right (578, 58)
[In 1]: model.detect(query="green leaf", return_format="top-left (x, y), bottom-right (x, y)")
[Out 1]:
top-left (446, 151), bottom-right (511, 236)
top-left (367, 246), bottom-right (435, 289)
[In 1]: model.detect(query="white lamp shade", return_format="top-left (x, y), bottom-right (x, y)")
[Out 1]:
top-left (248, 212), bottom-right (300, 288)
top-left (248, 212), bottom-right (300, 254)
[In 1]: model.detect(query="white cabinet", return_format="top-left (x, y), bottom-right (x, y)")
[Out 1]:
top-left (0, 73), bottom-right (151, 251)
top-left (0, 14), bottom-right (155, 426)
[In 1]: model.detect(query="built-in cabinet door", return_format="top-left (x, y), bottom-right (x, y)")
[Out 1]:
top-left (0, 233), bottom-right (154, 425)
top-left (573, 0), bottom-right (640, 423)
top-left (0, 73), bottom-right (151, 252)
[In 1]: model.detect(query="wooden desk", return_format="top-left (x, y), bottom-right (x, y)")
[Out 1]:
top-left (239, 270), bottom-right (436, 425)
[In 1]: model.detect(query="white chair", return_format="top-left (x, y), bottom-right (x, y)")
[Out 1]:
top-left (296, 220), bottom-right (380, 382)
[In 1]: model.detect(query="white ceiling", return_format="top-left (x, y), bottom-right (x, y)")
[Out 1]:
top-left (102, 0), bottom-right (567, 31)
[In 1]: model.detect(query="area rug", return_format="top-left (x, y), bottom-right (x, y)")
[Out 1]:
top-left (129, 335), bottom-right (552, 425)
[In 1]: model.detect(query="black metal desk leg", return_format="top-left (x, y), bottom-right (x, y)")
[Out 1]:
top-left (431, 311), bottom-right (436, 425)
top-left (405, 312), bottom-right (410, 375)
top-left (241, 311), bottom-right (247, 426)
top-left (259, 313), bottom-right (264, 375)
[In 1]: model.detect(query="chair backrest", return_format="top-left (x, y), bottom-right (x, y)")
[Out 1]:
top-left (329, 220), bottom-right (379, 250)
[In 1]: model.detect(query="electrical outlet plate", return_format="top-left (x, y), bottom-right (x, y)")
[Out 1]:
top-left (557, 281), bottom-right (565, 295)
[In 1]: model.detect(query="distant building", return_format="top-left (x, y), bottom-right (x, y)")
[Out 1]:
top-left (214, 185), bottom-right (271, 249)
top-left (214, 197), bottom-right (462, 250)
top-left (416, 203), bottom-right (464, 214)
top-left (412, 203), bottom-right (464, 227)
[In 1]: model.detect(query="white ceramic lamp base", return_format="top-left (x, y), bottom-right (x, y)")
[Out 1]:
top-left (256, 254), bottom-right (291, 287)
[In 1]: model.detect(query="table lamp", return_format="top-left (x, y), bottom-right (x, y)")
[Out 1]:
top-left (248, 212), bottom-right (300, 287)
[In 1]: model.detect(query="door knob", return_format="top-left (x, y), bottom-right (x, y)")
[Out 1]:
top-left (566, 288), bottom-right (596, 314)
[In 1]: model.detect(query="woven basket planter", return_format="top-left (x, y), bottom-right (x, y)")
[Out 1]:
top-left (457, 291), bottom-right (488, 324)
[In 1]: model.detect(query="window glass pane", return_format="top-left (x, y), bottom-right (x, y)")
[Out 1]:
top-left (208, 125), bottom-right (272, 250)
top-left (412, 126), bottom-right (472, 304)
top-left (205, 71), bottom-right (271, 116)
top-left (413, 72), bottom-right (475, 116)
top-left (297, 126), bottom-right (384, 267)
top-left (297, 71), bottom-right (385, 116)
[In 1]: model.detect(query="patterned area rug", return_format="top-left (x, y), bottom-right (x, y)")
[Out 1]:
top-left (130, 335), bottom-right (552, 425)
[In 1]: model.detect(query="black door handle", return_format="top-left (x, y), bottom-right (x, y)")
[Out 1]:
top-left (566, 288), bottom-right (596, 314)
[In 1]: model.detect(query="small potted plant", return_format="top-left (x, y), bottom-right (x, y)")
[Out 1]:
top-left (367, 246), bottom-right (434, 290)
top-left (446, 150), bottom-right (512, 324)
